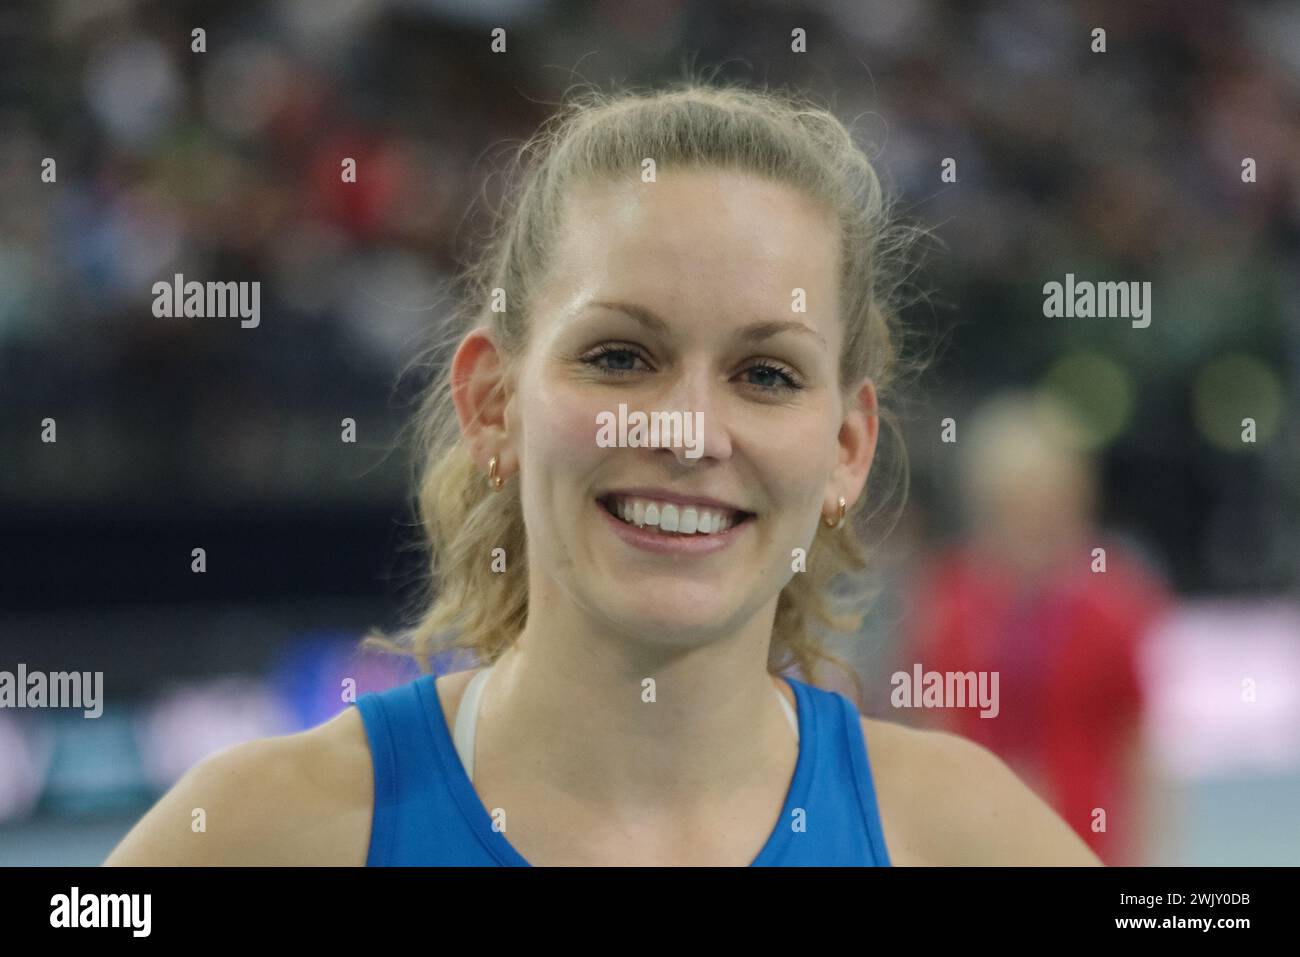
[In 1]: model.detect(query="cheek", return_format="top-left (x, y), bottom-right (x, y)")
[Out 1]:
top-left (747, 413), bottom-right (838, 509)
top-left (519, 379), bottom-right (605, 471)
top-left (515, 378), bottom-right (605, 551)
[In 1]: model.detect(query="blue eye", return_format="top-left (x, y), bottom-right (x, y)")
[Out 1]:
top-left (579, 345), bottom-right (803, 393)
top-left (581, 344), bottom-right (647, 374)
top-left (743, 362), bottom-right (803, 392)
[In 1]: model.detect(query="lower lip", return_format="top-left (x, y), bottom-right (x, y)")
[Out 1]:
top-left (596, 499), bottom-right (752, 556)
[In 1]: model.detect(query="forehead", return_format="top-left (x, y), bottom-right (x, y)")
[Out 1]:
top-left (544, 169), bottom-right (841, 312)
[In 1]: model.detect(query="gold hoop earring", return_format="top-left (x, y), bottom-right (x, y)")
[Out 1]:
top-left (487, 456), bottom-right (503, 491)
top-left (822, 496), bottom-right (847, 529)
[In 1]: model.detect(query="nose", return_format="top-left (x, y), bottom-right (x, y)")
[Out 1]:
top-left (657, 361), bottom-right (732, 466)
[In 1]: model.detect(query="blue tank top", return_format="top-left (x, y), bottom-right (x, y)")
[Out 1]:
top-left (353, 671), bottom-right (892, 866)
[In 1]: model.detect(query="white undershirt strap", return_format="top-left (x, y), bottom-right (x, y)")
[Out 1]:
top-left (452, 664), bottom-right (799, 784)
top-left (774, 684), bottom-right (799, 742)
top-left (452, 664), bottom-right (494, 784)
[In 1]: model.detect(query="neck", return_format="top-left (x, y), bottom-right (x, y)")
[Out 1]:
top-left (479, 585), bottom-right (795, 809)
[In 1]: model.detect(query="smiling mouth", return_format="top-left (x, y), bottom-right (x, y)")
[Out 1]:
top-left (597, 494), bottom-right (756, 536)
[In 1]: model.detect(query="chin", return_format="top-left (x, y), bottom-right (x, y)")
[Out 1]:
top-left (584, 584), bottom-right (756, 648)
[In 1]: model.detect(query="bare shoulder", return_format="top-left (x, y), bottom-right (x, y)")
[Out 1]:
top-left (860, 715), bottom-right (1102, 866)
top-left (103, 706), bottom-right (374, 866)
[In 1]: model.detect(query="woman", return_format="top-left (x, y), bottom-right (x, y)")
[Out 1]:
top-left (105, 82), bottom-right (1100, 866)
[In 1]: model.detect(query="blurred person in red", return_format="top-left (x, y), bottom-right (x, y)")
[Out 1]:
top-left (903, 392), bottom-right (1171, 865)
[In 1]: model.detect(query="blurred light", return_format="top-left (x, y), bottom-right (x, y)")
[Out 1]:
top-left (1037, 350), bottom-right (1134, 450)
top-left (269, 633), bottom-right (423, 731)
top-left (1192, 353), bottom-right (1284, 451)
top-left (0, 714), bottom-right (52, 823)
top-left (42, 712), bottom-right (147, 814)
top-left (134, 677), bottom-right (296, 790)
top-left (1141, 600), bottom-right (1300, 778)
top-left (83, 35), bottom-right (182, 150)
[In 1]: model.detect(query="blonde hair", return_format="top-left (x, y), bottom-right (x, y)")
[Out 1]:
top-left (960, 391), bottom-right (1097, 525)
top-left (365, 78), bottom-right (925, 696)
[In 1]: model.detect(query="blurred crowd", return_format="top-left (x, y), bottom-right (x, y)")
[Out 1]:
top-left (2, 0), bottom-right (1296, 597)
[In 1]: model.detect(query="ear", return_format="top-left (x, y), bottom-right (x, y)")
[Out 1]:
top-left (828, 378), bottom-right (880, 512)
top-left (449, 327), bottom-right (517, 476)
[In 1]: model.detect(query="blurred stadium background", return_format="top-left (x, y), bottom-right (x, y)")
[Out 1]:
top-left (1, 0), bottom-right (1297, 865)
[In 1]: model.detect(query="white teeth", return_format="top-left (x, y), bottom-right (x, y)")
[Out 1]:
top-left (660, 504), bottom-right (679, 532)
top-left (603, 496), bottom-right (744, 536)
top-left (679, 508), bottom-right (698, 534)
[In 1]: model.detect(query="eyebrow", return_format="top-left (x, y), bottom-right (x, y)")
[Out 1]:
top-left (586, 300), bottom-right (827, 348)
